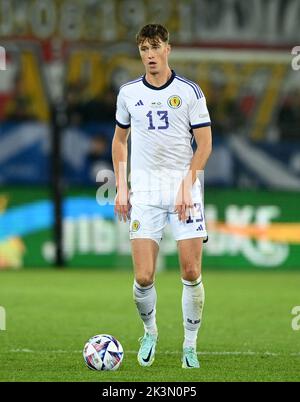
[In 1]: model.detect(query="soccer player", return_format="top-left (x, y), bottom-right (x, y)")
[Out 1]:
top-left (112, 24), bottom-right (212, 369)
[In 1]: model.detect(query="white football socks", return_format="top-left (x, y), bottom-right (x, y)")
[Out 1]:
top-left (133, 280), bottom-right (158, 336)
top-left (182, 275), bottom-right (205, 349)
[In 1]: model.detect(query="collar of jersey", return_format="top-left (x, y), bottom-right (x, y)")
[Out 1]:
top-left (142, 69), bottom-right (176, 90)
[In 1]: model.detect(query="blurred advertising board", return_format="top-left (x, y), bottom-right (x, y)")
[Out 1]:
top-left (0, 0), bottom-right (299, 45)
top-left (0, 187), bottom-right (299, 270)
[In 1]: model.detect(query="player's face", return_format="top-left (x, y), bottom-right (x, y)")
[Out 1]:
top-left (138, 38), bottom-right (170, 75)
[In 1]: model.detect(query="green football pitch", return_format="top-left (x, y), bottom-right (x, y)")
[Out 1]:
top-left (0, 269), bottom-right (299, 382)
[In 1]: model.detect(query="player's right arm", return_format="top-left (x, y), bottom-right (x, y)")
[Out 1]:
top-left (112, 125), bottom-right (130, 222)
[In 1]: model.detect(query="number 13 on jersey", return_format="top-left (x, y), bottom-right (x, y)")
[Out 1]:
top-left (146, 110), bottom-right (169, 130)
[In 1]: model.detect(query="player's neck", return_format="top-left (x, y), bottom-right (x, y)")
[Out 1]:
top-left (145, 67), bottom-right (172, 88)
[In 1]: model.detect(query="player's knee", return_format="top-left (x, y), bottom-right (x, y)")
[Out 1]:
top-left (135, 273), bottom-right (154, 287)
top-left (181, 262), bottom-right (200, 281)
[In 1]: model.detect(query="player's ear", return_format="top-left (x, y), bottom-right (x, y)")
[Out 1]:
top-left (166, 44), bottom-right (171, 55)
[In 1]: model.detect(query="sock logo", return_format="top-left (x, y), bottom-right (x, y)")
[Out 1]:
top-left (141, 309), bottom-right (154, 317)
top-left (187, 318), bottom-right (201, 325)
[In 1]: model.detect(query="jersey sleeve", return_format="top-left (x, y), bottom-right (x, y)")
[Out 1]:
top-left (116, 88), bottom-right (131, 129)
top-left (188, 86), bottom-right (211, 129)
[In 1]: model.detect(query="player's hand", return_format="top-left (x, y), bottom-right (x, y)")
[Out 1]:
top-left (174, 183), bottom-right (194, 222)
top-left (114, 187), bottom-right (131, 222)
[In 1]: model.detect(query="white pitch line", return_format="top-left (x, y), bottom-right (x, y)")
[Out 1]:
top-left (8, 349), bottom-right (300, 357)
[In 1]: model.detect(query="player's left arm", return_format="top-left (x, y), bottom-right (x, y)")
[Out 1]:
top-left (187, 125), bottom-right (212, 185)
top-left (175, 126), bottom-right (212, 221)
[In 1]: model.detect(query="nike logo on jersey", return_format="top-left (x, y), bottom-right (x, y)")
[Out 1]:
top-left (135, 100), bottom-right (144, 106)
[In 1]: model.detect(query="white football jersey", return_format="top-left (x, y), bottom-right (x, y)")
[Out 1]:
top-left (116, 70), bottom-right (211, 194)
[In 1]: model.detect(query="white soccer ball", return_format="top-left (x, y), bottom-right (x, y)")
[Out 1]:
top-left (83, 334), bottom-right (124, 371)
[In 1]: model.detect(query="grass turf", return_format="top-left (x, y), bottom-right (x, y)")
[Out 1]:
top-left (0, 269), bottom-right (299, 382)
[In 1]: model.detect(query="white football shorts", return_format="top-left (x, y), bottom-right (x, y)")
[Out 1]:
top-left (129, 183), bottom-right (207, 244)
